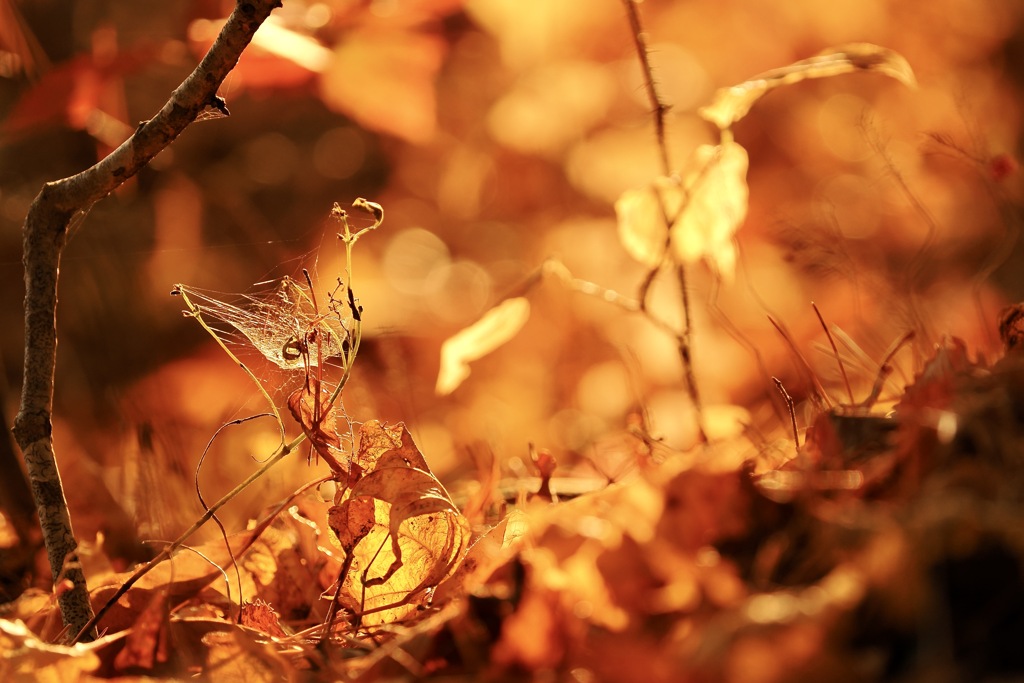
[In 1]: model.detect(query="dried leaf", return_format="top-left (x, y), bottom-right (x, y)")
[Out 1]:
top-left (700, 43), bottom-right (916, 129)
top-left (492, 479), bottom-right (665, 638)
top-left (650, 461), bottom-right (756, 555)
top-left (242, 518), bottom-right (326, 620)
top-left (112, 590), bottom-right (169, 672)
top-left (287, 376), bottom-right (346, 473)
top-left (327, 495), bottom-right (376, 553)
top-left (895, 338), bottom-right (978, 419)
top-left (239, 599), bottom-right (287, 638)
top-left (328, 421), bottom-right (470, 625)
top-left (0, 618), bottom-right (103, 682)
top-left (671, 142), bottom-right (748, 280)
top-left (436, 297), bottom-right (531, 395)
top-left (202, 629), bottom-right (285, 683)
top-left (434, 509), bottom-right (530, 604)
top-left (616, 142), bottom-right (748, 280)
top-left (615, 180), bottom-right (671, 268)
top-left (87, 524), bottom-right (274, 637)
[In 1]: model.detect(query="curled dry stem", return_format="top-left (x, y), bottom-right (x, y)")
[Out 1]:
top-left (75, 468), bottom-right (335, 644)
top-left (72, 436), bottom-right (301, 644)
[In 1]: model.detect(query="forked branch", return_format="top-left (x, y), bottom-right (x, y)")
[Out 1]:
top-left (12, 0), bottom-right (283, 642)
top-left (622, 0), bottom-right (707, 441)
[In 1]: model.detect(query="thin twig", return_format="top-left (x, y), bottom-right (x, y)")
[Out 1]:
top-left (623, 0), bottom-right (671, 176)
top-left (194, 413), bottom-right (277, 616)
top-left (676, 264), bottom-right (706, 441)
top-left (768, 315), bottom-right (832, 412)
top-left (622, 0), bottom-right (707, 443)
top-left (812, 302), bottom-right (855, 405)
top-left (72, 433), bottom-right (307, 644)
top-left (771, 377), bottom-right (800, 454)
top-left (13, 0), bottom-right (283, 642)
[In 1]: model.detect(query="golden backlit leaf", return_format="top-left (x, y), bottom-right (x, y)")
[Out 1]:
top-left (503, 508), bottom-right (530, 548)
top-left (699, 43), bottom-right (917, 129)
top-left (350, 414), bottom-right (432, 474)
top-left (615, 142), bottom-right (749, 280)
top-left (328, 421), bottom-right (470, 625)
top-left (320, 28), bottom-right (444, 143)
top-left (671, 142), bottom-right (748, 281)
top-left (436, 297), bottom-right (531, 395)
top-left (614, 180), bottom-right (672, 268)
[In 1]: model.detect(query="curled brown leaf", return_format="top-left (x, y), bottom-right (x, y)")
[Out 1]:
top-left (326, 421), bottom-right (470, 625)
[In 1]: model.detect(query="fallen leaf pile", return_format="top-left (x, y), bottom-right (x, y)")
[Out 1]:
top-left (3, 2), bottom-right (1023, 679)
top-left (5, 333), bottom-right (1024, 681)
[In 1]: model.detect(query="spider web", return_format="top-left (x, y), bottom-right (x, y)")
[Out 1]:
top-left (176, 275), bottom-right (352, 371)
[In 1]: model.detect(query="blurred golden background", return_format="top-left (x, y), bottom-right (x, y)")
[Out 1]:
top-left (1, 0), bottom-right (1022, 555)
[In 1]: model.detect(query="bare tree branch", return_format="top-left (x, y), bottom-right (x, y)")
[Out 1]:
top-left (12, 0), bottom-right (283, 642)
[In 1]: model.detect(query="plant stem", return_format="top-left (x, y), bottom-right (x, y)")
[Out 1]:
top-left (622, 0), bottom-right (707, 442)
top-left (676, 263), bottom-right (707, 441)
top-left (12, 0), bottom-right (283, 642)
top-left (623, 0), bottom-right (671, 177)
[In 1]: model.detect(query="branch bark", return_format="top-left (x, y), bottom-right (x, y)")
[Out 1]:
top-left (12, 0), bottom-right (282, 642)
